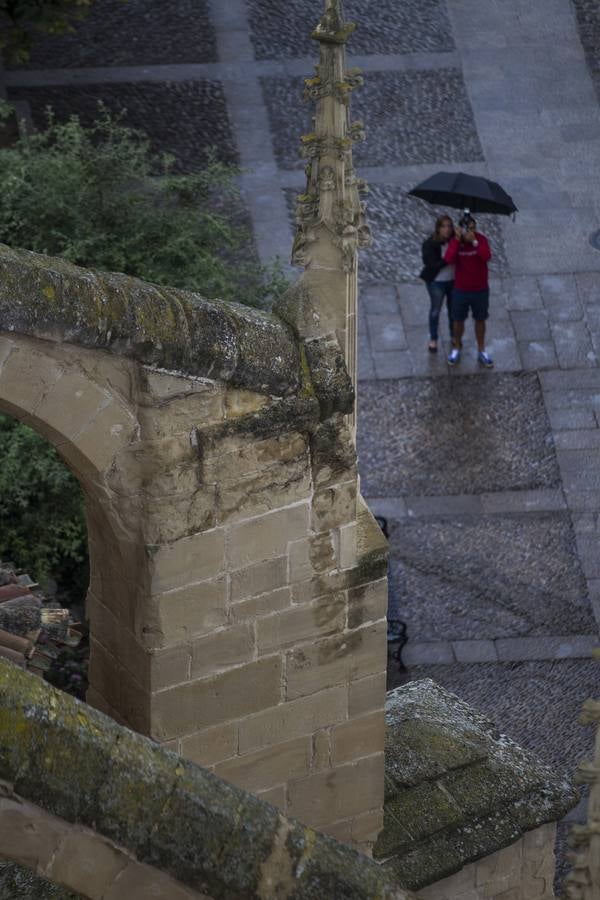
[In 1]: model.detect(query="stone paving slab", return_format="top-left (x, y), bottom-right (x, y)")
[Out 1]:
top-left (371, 350), bottom-right (415, 380)
top-left (403, 494), bottom-right (484, 518)
top-left (367, 489), bottom-right (567, 518)
top-left (360, 284), bottom-right (400, 315)
top-left (506, 276), bottom-right (545, 310)
top-left (518, 341), bottom-right (559, 370)
top-left (551, 320), bottom-right (597, 369)
top-left (357, 373), bottom-right (559, 497)
top-left (479, 488), bottom-right (567, 515)
top-left (557, 449), bottom-right (600, 492)
top-left (538, 274), bottom-right (585, 316)
top-left (548, 406), bottom-right (598, 430)
top-left (510, 309), bottom-right (551, 342)
top-left (554, 430), bottom-right (600, 450)
top-left (401, 635), bottom-right (597, 666)
top-left (494, 635), bottom-right (598, 662)
top-left (386, 512), bottom-right (594, 642)
top-left (366, 314), bottom-right (407, 351)
top-left (541, 368), bottom-right (600, 391)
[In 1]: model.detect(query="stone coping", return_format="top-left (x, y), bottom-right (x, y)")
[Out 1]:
top-left (0, 243), bottom-right (303, 398)
top-left (375, 679), bottom-right (578, 891)
top-left (0, 659), bottom-right (417, 900)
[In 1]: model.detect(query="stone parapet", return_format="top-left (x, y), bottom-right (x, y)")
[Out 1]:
top-left (0, 235), bottom-right (385, 848)
top-left (0, 659), bottom-right (417, 900)
top-left (376, 680), bottom-right (578, 893)
top-left (0, 242), bottom-right (301, 397)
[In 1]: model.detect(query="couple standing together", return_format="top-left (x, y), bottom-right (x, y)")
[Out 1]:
top-left (420, 214), bottom-right (494, 368)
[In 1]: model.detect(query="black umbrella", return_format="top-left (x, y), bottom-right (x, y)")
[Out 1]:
top-left (408, 171), bottom-right (518, 216)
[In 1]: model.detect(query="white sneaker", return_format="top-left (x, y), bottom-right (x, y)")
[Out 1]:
top-left (447, 348), bottom-right (461, 366)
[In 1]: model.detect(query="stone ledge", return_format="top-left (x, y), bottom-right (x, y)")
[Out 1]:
top-left (375, 679), bottom-right (578, 892)
top-left (0, 243), bottom-right (300, 398)
top-left (0, 659), bottom-right (417, 900)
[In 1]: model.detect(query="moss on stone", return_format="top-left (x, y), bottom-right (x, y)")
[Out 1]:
top-left (304, 338), bottom-right (354, 419)
top-left (310, 414), bottom-right (356, 483)
top-left (374, 679), bottom-right (579, 891)
top-left (0, 661), bottom-right (416, 900)
top-left (0, 243), bottom-right (301, 398)
top-left (196, 396), bottom-right (321, 455)
top-left (384, 719), bottom-right (485, 795)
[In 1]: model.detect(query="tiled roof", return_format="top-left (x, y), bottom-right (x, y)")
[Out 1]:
top-left (375, 679), bottom-right (578, 891)
top-left (0, 563), bottom-right (80, 675)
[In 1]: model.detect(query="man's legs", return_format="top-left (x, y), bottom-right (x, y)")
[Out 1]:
top-left (453, 319), bottom-right (465, 347)
top-left (443, 281), bottom-right (454, 339)
top-left (474, 318), bottom-right (486, 351)
top-left (472, 290), bottom-right (493, 366)
top-left (448, 290), bottom-right (467, 365)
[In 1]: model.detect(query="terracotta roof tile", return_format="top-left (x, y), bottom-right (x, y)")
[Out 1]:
top-left (0, 584), bottom-right (30, 603)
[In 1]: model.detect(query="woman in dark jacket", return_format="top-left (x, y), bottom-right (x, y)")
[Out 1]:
top-left (420, 214), bottom-right (455, 352)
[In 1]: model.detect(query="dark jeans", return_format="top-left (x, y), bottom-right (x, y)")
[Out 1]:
top-left (426, 280), bottom-right (454, 341)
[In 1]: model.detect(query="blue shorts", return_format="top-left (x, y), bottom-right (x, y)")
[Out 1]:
top-left (452, 288), bottom-right (489, 322)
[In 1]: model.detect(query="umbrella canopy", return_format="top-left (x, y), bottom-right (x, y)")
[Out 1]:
top-left (408, 171), bottom-right (518, 216)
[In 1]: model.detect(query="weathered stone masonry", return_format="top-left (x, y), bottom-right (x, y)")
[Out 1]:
top-left (0, 658), bottom-right (416, 900)
top-left (0, 1), bottom-right (391, 850)
top-left (0, 240), bottom-right (388, 850)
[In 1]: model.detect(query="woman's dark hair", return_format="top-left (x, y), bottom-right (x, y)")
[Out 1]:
top-left (433, 214), bottom-right (453, 239)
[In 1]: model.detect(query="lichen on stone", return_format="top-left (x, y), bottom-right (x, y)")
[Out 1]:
top-left (0, 243), bottom-right (301, 398)
top-left (375, 679), bottom-right (579, 891)
top-left (0, 660), bottom-right (416, 900)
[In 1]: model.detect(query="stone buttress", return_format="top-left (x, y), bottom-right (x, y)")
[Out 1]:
top-left (0, 230), bottom-right (387, 852)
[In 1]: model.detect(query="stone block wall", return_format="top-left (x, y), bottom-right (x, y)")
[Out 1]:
top-left (85, 358), bottom-right (388, 852)
top-left (419, 824), bottom-right (557, 900)
top-left (0, 244), bottom-right (389, 853)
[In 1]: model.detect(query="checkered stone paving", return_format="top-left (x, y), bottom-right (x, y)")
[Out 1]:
top-left (247, 0), bottom-right (455, 60)
top-left (387, 512), bottom-right (594, 642)
top-left (262, 69), bottom-right (483, 170)
top-left (284, 182), bottom-right (509, 284)
top-left (357, 373), bottom-right (559, 497)
top-left (3, 0), bottom-right (217, 69)
top-left (359, 183), bottom-right (509, 284)
top-left (7, 81), bottom-right (237, 172)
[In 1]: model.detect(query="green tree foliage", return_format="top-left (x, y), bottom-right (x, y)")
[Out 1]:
top-left (0, 103), bottom-right (287, 595)
top-left (0, 414), bottom-right (87, 598)
top-left (0, 101), bottom-right (286, 306)
top-left (0, 0), bottom-right (93, 64)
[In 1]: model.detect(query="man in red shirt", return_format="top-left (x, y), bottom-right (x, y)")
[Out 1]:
top-left (444, 216), bottom-right (493, 367)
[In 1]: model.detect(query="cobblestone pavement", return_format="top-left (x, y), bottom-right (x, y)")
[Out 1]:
top-left (2, 0), bottom-right (600, 891)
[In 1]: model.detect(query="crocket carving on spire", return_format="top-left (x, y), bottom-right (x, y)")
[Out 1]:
top-left (292, 0), bottom-right (371, 274)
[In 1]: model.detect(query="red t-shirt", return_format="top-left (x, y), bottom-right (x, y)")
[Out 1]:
top-left (444, 233), bottom-right (491, 291)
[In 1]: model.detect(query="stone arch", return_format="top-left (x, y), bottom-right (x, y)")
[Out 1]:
top-left (0, 243), bottom-right (388, 853)
top-left (0, 330), bottom-right (150, 726)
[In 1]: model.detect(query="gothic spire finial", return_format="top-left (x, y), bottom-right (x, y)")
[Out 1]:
top-left (291, 0), bottom-right (370, 273)
top-left (288, 0), bottom-right (371, 424)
